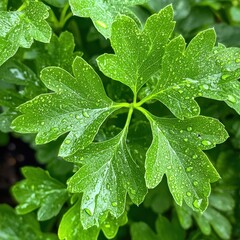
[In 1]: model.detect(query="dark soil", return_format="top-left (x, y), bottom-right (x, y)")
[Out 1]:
top-left (0, 135), bottom-right (38, 205)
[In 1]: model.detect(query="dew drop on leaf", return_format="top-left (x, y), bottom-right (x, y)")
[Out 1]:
top-left (193, 199), bottom-right (202, 209)
top-left (193, 181), bottom-right (198, 186)
top-left (64, 139), bottom-right (71, 144)
top-left (227, 95), bottom-right (236, 103)
top-left (186, 192), bottom-right (192, 197)
top-left (187, 127), bottom-right (192, 132)
top-left (95, 20), bottom-right (108, 29)
top-left (221, 74), bottom-right (230, 80)
top-left (192, 154), bottom-right (198, 159)
top-left (82, 110), bottom-right (90, 118)
top-left (186, 166), bottom-right (193, 172)
top-left (201, 140), bottom-right (212, 146)
top-left (85, 208), bottom-right (93, 216)
top-left (111, 202), bottom-right (117, 207)
top-left (40, 121), bottom-right (45, 125)
top-left (201, 84), bottom-right (209, 90)
top-left (75, 114), bottom-right (81, 120)
top-left (235, 58), bottom-right (240, 63)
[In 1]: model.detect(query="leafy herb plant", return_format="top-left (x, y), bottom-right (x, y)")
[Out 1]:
top-left (0, 0), bottom-right (240, 239)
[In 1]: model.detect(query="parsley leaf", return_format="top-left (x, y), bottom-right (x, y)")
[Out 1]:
top-left (58, 199), bottom-right (99, 240)
top-left (12, 167), bottom-right (69, 221)
top-left (0, 204), bottom-right (58, 240)
top-left (175, 191), bottom-right (234, 239)
top-left (0, 1), bottom-right (52, 66)
top-left (97, 5), bottom-right (175, 93)
top-left (11, 57), bottom-right (120, 157)
top-left (66, 128), bottom-right (147, 228)
top-left (141, 110), bottom-right (228, 211)
top-left (69, 0), bottom-right (147, 38)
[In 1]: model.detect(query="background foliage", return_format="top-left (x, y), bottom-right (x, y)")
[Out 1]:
top-left (0, 0), bottom-right (240, 239)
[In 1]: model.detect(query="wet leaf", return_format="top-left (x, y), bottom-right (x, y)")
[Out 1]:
top-left (65, 129), bottom-right (147, 228)
top-left (69, 0), bottom-right (147, 38)
top-left (12, 167), bottom-right (69, 221)
top-left (97, 5), bottom-right (175, 93)
top-left (0, 204), bottom-right (58, 240)
top-left (11, 57), bottom-right (119, 157)
top-left (0, 1), bottom-right (51, 66)
top-left (143, 112), bottom-right (228, 212)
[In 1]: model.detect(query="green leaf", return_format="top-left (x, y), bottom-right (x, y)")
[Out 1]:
top-left (0, 204), bottom-right (58, 240)
top-left (58, 200), bottom-right (100, 240)
top-left (11, 57), bottom-right (120, 157)
top-left (131, 222), bottom-right (159, 240)
top-left (175, 191), bottom-right (234, 239)
top-left (69, 0), bottom-right (147, 38)
top-left (12, 167), bottom-right (69, 221)
top-left (0, 0), bottom-right (8, 11)
top-left (97, 5), bottom-right (175, 93)
top-left (0, 1), bottom-right (52, 66)
top-left (34, 31), bottom-right (82, 74)
top-left (131, 216), bottom-right (184, 240)
top-left (100, 212), bottom-right (128, 239)
top-left (42, 0), bottom-right (68, 8)
top-left (143, 112), bottom-right (228, 212)
top-left (142, 29), bottom-right (240, 118)
top-left (65, 129), bottom-right (147, 228)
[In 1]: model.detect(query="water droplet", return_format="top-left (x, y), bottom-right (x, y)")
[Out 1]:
top-left (180, 130), bottom-right (183, 133)
top-left (178, 90), bottom-right (183, 94)
top-left (75, 114), bottom-right (81, 120)
top-left (106, 183), bottom-right (110, 190)
top-left (201, 84), bottom-right (209, 90)
top-left (184, 138), bottom-right (188, 142)
top-left (167, 165), bottom-right (172, 169)
top-left (192, 154), bottom-right (198, 159)
top-left (82, 111), bottom-right (90, 118)
top-left (95, 20), bottom-right (108, 29)
top-left (221, 74), bottom-right (230, 80)
top-left (227, 95), bottom-right (236, 103)
top-left (111, 202), bottom-right (117, 207)
top-left (201, 140), bottom-right (212, 146)
top-left (187, 127), bottom-right (192, 132)
top-left (40, 121), bottom-right (45, 126)
top-left (193, 181), bottom-right (198, 186)
top-left (130, 189), bottom-right (136, 195)
top-left (85, 208), bottom-right (93, 216)
top-left (186, 192), bottom-right (192, 197)
top-left (65, 139), bottom-right (71, 144)
top-left (86, 196), bottom-right (90, 200)
top-left (235, 58), bottom-right (240, 63)
top-left (186, 166), bottom-right (193, 172)
top-left (193, 199), bottom-right (202, 209)
top-left (105, 223), bottom-right (111, 228)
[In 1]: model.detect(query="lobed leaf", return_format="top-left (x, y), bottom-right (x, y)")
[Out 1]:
top-left (97, 5), bottom-right (175, 93)
top-left (143, 111), bottom-right (228, 212)
top-left (12, 167), bottom-right (69, 221)
top-left (0, 204), bottom-right (57, 240)
top-left (69, 0), bottom-right (147, 38)
top-left (0, 1), bottom-right (52, 66)
top-left (11, 57), bottom-right (119, 157)
top-left (66, 129), bottom-right (147, 228)
top-left (175, 191), bottom-right (234, 239)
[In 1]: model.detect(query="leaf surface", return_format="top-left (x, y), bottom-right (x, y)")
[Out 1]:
top-left (69, 0), bottom-right (147, 38)
top-left (144, 30), bottom-right (240, 118)
top-left (0, 1), bottom-right (51, 66)
top-left (98, 5), bottom-right (175, 92)
top-left (12, 167), bottom-right (69, 221)
top-left (143, 111), bottom-right (228, 211)
top-left (0, 204), bottom-right (57, 240)
top-left (12, 57), bottom-right (119, 157)
top-left (66, 129), bottom-right (147, 228)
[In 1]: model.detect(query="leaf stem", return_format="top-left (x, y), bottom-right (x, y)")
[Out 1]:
top-left (123, 106), bottom-right (134, 133)
top-left (135, 93), bottom-right (156, 107)
top-left (113, 102), bottom-right (131, 108)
